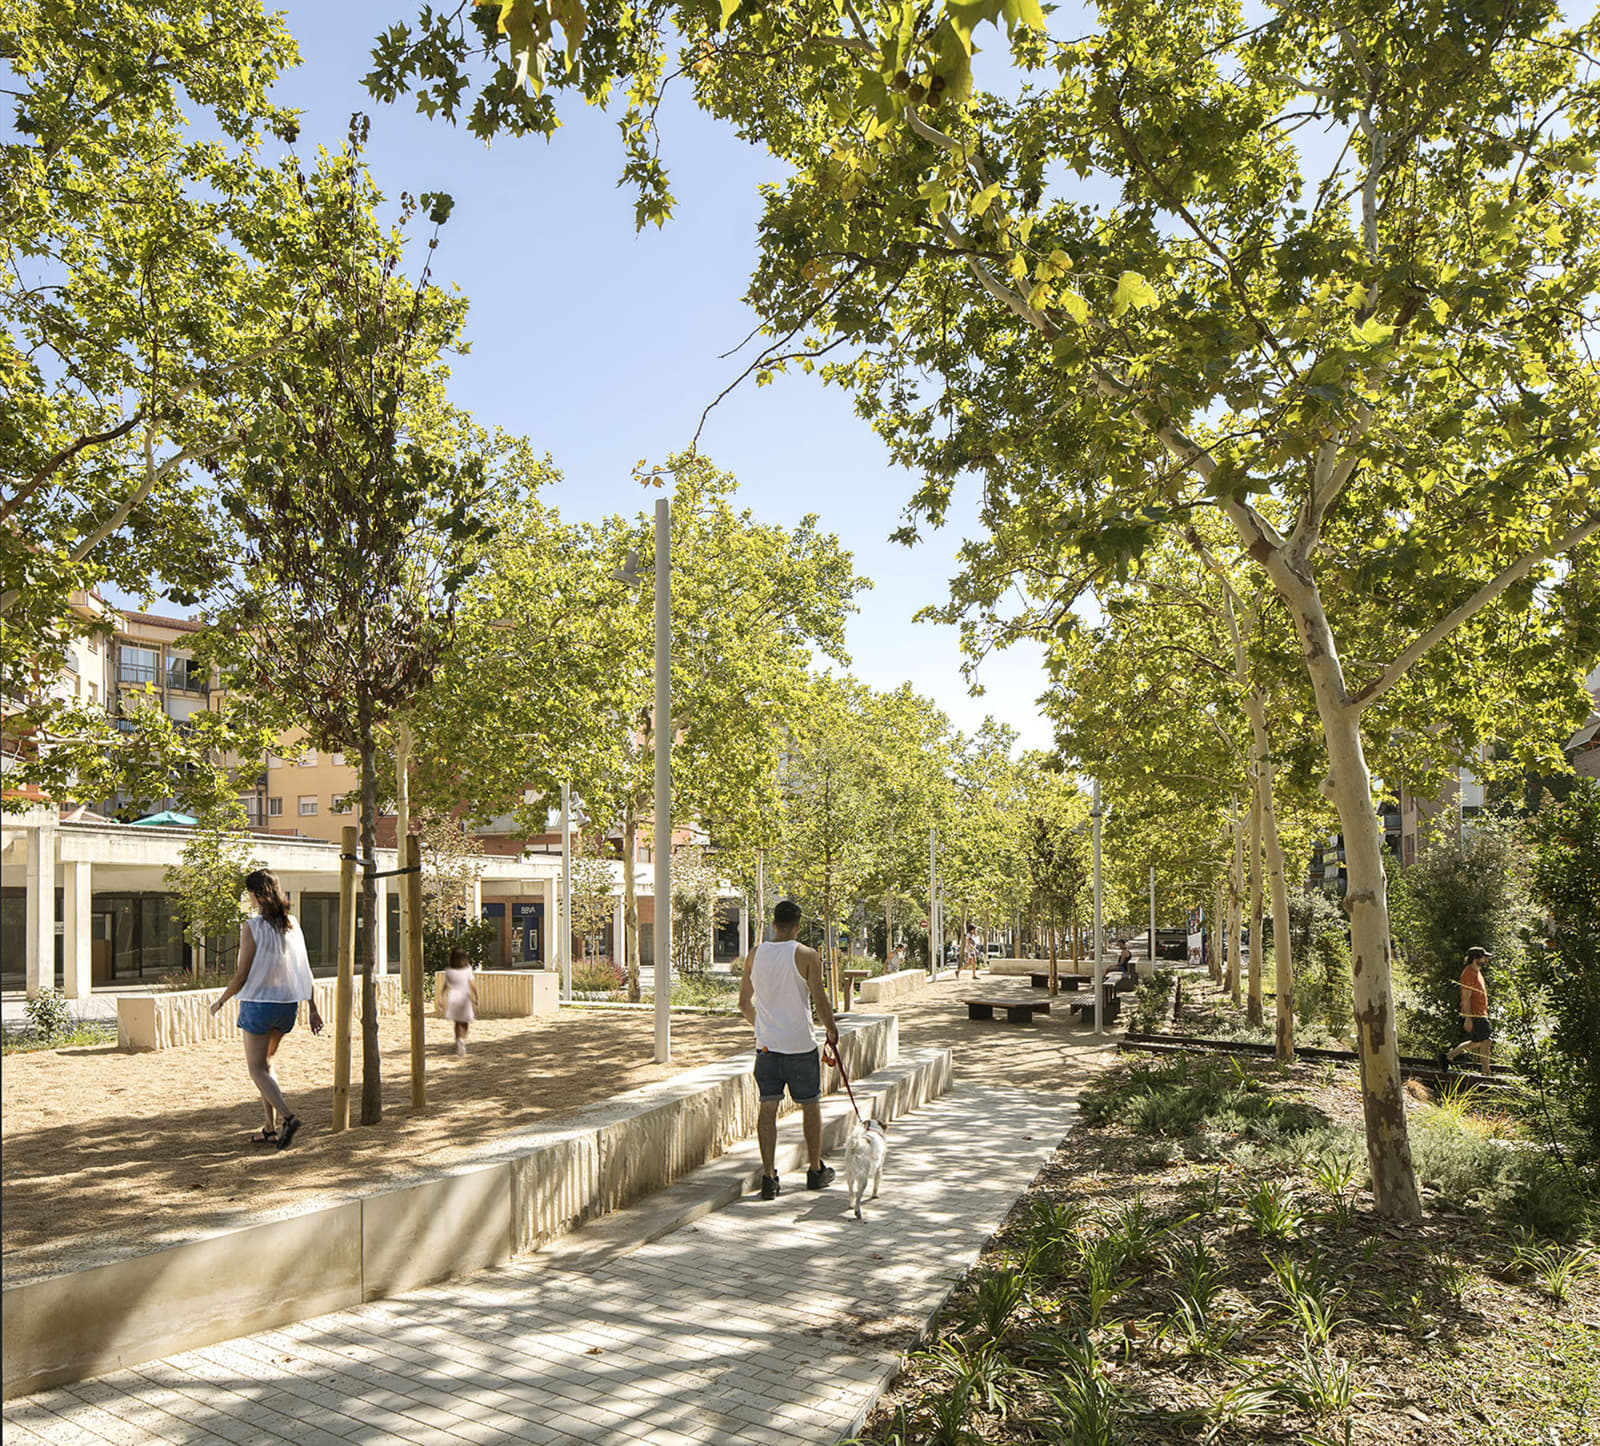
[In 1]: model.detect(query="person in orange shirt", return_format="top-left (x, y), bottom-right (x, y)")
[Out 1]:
top-left (1439, 945), bottom-right (1492, 1075)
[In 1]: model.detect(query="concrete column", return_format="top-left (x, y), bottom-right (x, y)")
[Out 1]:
top-left (739, 897), bottom-right (750, 955)
top-left (613, 892), bottom-right (626, 970)
top-left (374, 879), bottom-right (389, 976)
top-left (62, 858), bottom-right (92, 1000)
top-left (25, 822), bottom-right (56, 997)
top-left (469, 875), bottom-right (482, 923)
top-left (538, 876), bottom-right (557, 971)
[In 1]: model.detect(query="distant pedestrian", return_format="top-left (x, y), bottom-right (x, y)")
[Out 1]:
top-left (739, 899), bottom-right (839, 1200)
top-left (889, 942), bottom-right (906, 969)
top-left (210, 868), bottom-right (317, 1150)
top-left (1439, 946), bottom-right (1492, 1075)
top-left (440, 946), bottom-right (479, 1056)
top-left (1117, 939), bottom-right (1133, 975)
top-left (963, 926), bottom-right (981, 979)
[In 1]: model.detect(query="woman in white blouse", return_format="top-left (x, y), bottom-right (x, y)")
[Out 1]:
top-left (210, 868), bottom-right (317, 1149)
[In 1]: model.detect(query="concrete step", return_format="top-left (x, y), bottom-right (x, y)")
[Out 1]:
top-left (536, 1046), bottom-right (953, 1274)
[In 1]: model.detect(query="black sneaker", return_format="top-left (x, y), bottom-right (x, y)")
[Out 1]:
top-left (760, 1173), bottom-right (781, 1200)
top-left (1435, 1050), bottom-right (1452, 1073)
top-left (806, 1164), bottom-right (836, 1190)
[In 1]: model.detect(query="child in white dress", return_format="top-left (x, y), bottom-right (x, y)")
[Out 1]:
top-left (440, 946), bottom-right (479, 1056)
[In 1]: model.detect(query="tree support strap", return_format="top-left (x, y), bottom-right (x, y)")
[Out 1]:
top-left (339, 853), bottom-right (422, 880)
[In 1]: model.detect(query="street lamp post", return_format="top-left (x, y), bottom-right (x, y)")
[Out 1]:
top-left (613, 498), bottom-right (673, 1063)
top-left (560, 782), bottom-right (572, 1002)
top-left (651, 497), bottom-right (671, 1064)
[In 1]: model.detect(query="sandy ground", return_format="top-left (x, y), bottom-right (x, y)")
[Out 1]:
top-left (2, 1006), bottom-right (753, 1281)
top-left (1, 971), bottom-right (1118, 1283)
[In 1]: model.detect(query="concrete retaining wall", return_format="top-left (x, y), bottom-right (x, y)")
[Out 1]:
top-left (855, 967), bottom-right (934, 1005)
top-left (116, 977), bottom-right (403, 1051)
top-left (433, 968), bottom-right (559, 1020)
top-left (3, 1014), bottom-right (898, 1400)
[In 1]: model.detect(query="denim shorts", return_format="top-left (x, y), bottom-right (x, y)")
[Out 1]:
top-left (238, 1001), bottom-right (298, 1036)
top-left (754, 1046), bottom-right (821, 1103)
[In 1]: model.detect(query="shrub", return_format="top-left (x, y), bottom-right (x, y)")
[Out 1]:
top-left (23, 987), bottom-right (73, 1044)
top-left (571, 957), bottom-right (625, 993)
top-left (155, 966), bottom-right (235, 991)
top-left (1388, 813), bottom-right (1535, 1051)
top-left (1131, 969), bottom-right (1177, 1032)
top-left (1275, 884), bottom-right (1353, 1040)
top-left (421, 916), bottom-right (498, 974)
top-left (1514, 779), bottom-right (1600, 1180)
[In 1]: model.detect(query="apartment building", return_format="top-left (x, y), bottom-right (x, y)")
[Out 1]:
top-left (5, 598), bottom-right (747, 994)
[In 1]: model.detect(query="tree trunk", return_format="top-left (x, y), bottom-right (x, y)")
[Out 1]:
top-left (1263, 559), bottom-right (1421, 1221)
top-left (1244, 694), bottom-right (1296, 1060)
top-left (1228, 801), bottom-right (1244, 1008)
top-left (395, 719), bottom-right (411, 985)
top-left (358, 716), bottom-right (382, 1126)
top-left (1247, 775), bottom-right (1265, 1027)
top-left (884, 888), bottom-right (893, 963)
top-left (622, 802), bottom-right (641, 1002)
top-left (1212, 878), bottom-right (1226, 986)
top-left (1048, 897), bottom-right (1058, 996)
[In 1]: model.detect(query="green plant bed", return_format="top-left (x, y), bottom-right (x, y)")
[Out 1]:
top-left (845, 1058), bottom-right (1599, 1446)
top-left (154, 967), bottom-right (236, 991)
top-left (2, 1019), bottom-right (118, 1055)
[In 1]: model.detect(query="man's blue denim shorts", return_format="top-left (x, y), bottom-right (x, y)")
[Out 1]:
top-left (238, 1001), bottom-right (299, 1036)
top-left (754, 1045), bottom-right (821, 1103)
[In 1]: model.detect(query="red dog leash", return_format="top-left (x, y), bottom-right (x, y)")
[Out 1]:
top-left (822, 1037), bottom-right (863, 1123)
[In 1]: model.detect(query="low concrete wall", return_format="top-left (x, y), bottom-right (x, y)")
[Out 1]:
top-left (855, 967), bottom-right (933, 1005)
top-left (116, 976), bottom-right (403, 1051)
top-left (3, 1014), bottom-right (897, 1400)
top-left (433, 969), bottom-right (559, 1020)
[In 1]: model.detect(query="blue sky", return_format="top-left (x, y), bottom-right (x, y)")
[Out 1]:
top-left (255, 2), bottom-right (1058, 751)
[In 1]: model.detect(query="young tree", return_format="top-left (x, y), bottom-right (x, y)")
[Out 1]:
top-left (164, 797), bottom-right (264, 975)
top-left (669, 845), bottom-right (721, 978)
top-left (568, 831), bottom-right (618, 974)
top-left (415, 810), bottom-right (487, 932)
top-left (207, 135), bottom-right (488, 1125)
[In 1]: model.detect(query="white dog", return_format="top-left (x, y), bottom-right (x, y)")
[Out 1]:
top-left (843, 1117), bottom-right (889, 1219)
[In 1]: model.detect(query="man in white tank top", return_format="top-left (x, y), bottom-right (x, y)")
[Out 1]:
top-left (738, 898), bottom-right (840, 1200)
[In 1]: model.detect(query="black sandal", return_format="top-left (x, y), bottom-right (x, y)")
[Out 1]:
top-left (252, 1127), bottom-right (279, 1145)
top-left (276, 1115), bottom-right (302, 1150)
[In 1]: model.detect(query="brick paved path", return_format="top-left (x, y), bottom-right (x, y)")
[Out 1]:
top-left (3, 1080), bottom-right (1083, 1446)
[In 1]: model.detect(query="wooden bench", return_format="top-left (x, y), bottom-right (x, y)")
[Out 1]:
top-left (963, 997), bottom-right (1051, 1024)
top-left (1030, 972), bottom-right (1087, 990)
top-left (840, 968), bottom-right (872, 1011)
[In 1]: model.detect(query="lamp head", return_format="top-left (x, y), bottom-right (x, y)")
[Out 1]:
top-left (611, 550), bottom-right (642, 588)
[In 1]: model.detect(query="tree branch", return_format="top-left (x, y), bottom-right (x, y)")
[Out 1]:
top-left (1352, 511), bottom-right (1600, 712)
top-left (1, 408), bottom-right (148, 526)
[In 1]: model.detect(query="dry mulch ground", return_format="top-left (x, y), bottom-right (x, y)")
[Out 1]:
top-left (1, 1006), bottom-right (752, 1282)
top-left (849, 1054), bottom-right (1599, 1446)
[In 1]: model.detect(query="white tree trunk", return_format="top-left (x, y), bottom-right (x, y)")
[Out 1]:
top-left (1262, 562), bottom-right (1421, 1221)
top-left (1244, 695), bottom-right (1295, 1060)
top-left (1228, 800), bottom-right (1244, 1008)
top-left (1247, 774), bottom-right (1264, 1027)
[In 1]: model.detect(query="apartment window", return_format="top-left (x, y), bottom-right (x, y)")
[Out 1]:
top-left (330, 795), bottom-right (353, 815)
top-left (238, 793), bottom-right (262, 826)
top-left (298, 796), bottom-right (318, 816)
top-left (268, 797), bottom-right (284, 818)
top-left (87, 682), bottom-right (98, 706)
top-left (298, 749), bottom-right (318, 767)
top-left (267, 753), bottom-right (283, 769)
top-left (166, 654), bottom-right (205, 691)
top-left (118, 645), bottom-right (159, 686)
top-left (329, 751), bottom-right (344, 767)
